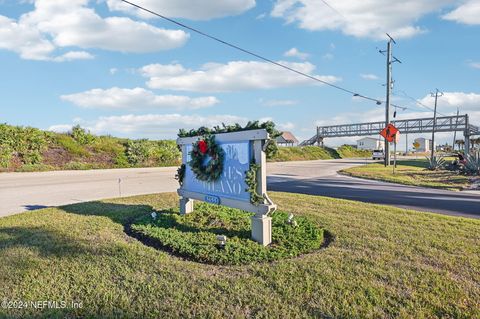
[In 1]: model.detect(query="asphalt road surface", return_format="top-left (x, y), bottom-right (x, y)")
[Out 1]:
top-left (268, 159), bottom-right (480, 219)
top-left (1, 159), bottom-right (479, 218)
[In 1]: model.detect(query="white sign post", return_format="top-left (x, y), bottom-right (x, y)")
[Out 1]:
top-left (176, 129), bottom-right (277, 246)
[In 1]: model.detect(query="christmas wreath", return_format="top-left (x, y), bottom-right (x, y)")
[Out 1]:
top-left (189, 135), bottom-right (225, 182)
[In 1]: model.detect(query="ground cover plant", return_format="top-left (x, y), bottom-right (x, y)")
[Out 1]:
top-left (129, 203), bottom-right (325, 265)
top-left (341, 159), bottom-right (472, 191)
top-left (0, 192), bottom-right (478, 318)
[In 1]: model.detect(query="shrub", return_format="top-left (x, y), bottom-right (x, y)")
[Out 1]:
top-left (71, 125), bottom-right (96, 145)
top-left (125, 139), bottom-right (151, 165)
top-left (0, 124), bottom-right (15, 167)
top-left (0, 124), bottom-right (47, 166)
top-left (149, 140), bottom-right (181, 166)
top-left (91, 136), bottom-right (120, 152)
top-left (114, 152), bottom-right (131, 168)
top-left (55, 134), bottom-right (90, 157)
top-left (17, 127), bottom-right (47, 164)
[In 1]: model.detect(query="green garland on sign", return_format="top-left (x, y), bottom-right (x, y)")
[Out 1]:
top-left (175, 164), bottom-right (186, 186)
top-left (245, 162), bottom-right (263, 205)
top-left (178, 121), bottom-right (282, 159)
top-left (189, 135), bottom-right (225, 182)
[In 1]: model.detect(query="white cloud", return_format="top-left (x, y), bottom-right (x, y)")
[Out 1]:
top-left (106, 0), bottom-right (256, 20)
top-left (418, 92), bottom-right (480, 111)
top-left (271, 0), bottom-right (456, 39)
top-left (278, 122), bottom-right (295, 131)
top-left (260, 99), bottom-right (298, 107)
top-left (53, 51), bottom-right (94, 62)
top-left (417, 92), bottom-right (480, 128)
top-left (468, 62), bottom-right (480, 69)
top-left (360, 73), bottom-right (379, 80)
top-left (315, 107), bottom-right (438, 127)
top-left (51, 114), bottom-right (249, 139)
top-left (93, 114), bottom-right (247, 135)
top-left (141, 61), bottom-right (341, 92)
top-left (0, 15), bottom-right (55, 60)
top-left (0, 0), bottom-right (188, 61)
top-left (443, 0), bottom-right (480, 25)
top-left (61, 87), bottom-right (219, 110)
top-left (284, 47), bottom-right (310, 60)
top-left (109, 68), bottom-right (118, 75)
top-left (48, 124), bottom-right (73, 133)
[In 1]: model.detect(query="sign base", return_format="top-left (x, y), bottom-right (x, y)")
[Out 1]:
top-left (251, 216), bottom-right (272, 246)
top-left (180, 197), bottom-right (194, 215)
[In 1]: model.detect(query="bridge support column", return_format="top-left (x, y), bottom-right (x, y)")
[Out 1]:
top-left (465, 114), bottom-right (471, 155)
top-left (465, 134), bottom-right (470, 154)
top-left (317, 137), bottom-right (324, 147)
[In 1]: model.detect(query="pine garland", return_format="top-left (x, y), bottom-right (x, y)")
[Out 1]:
top-left (178, 121), bottom-right (281, 159)
top-left (175, 164), bottom-right (186, 186)
top-left (245, 162), bottom-right (263, 205)
top-left (188, 135), bottom-right (225, 182)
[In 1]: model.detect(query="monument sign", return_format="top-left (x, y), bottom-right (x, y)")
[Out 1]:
top-left (176, 129), bottom-right (277, 246)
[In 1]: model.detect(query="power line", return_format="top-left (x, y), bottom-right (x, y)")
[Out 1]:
top-left (319, 0), bottom-right (347, 20)
top-left (119, 0), bottom-right (410, 109)
top-left (393, 90), bottom-right (449, 116)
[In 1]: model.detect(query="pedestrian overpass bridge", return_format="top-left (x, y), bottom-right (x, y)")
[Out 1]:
top-left (300, 114), bottom-right (479, 153)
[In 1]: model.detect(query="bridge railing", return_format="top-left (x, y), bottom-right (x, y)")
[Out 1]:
top-left (299, 114), bottom-right (479, 148)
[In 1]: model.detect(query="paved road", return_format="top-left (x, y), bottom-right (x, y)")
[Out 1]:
top-left (1, 159), bottom-right (479, 218)
top-left (0, 167), bottom-right (178, 217)
top-left (268, 159), bottom-right (480, 219)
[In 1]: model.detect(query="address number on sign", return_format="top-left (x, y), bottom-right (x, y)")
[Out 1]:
top-left (204, 195), bottom-right (221, 205)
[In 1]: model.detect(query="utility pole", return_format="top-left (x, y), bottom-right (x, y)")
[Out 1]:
top-left (380, 34), bottom-right (401, 166)
top-left (453, 107), bottom-right (459, 151)
top-left (430, 89), bottom-right (443, 162)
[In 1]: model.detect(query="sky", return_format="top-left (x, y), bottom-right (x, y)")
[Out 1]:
top-left (1, 0), bottom-right (479, 149)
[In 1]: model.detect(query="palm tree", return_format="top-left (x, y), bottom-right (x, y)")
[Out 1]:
top-left (455, 139), bottom-right (465, 151)
top-left (471, 137), bottom-right (480, 151)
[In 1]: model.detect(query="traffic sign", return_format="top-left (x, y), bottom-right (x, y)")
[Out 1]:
top-left (380, 123), bottom-right (399, 143)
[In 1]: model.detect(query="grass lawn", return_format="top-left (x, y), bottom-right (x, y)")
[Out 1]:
top-left (340, 159), bottom-right (472, 191)
top-left (0, 192), bottom-right (479, 318)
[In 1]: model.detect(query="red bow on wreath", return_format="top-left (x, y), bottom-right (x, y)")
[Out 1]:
top-left (198, 140), bottom-right (208, 154)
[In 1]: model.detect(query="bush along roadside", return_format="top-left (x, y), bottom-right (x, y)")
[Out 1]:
top-left (1, 121), bottom-right (382, 173)
top-left (0, 123), bottom-right (181, 172)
